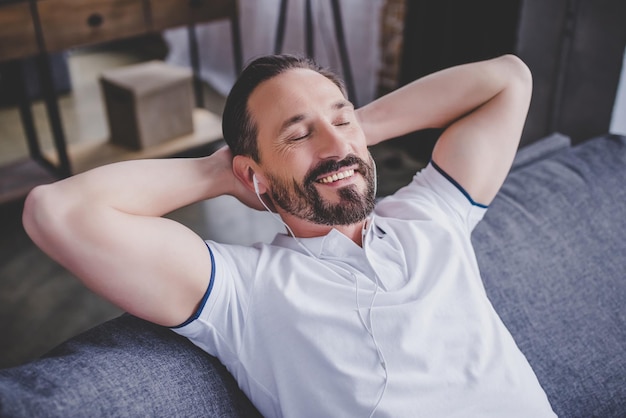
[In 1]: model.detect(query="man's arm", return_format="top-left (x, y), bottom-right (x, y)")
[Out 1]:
top-left (357, 54), bottom-right (532, 205)
top-left (22, 147), bottom-right (254, 327)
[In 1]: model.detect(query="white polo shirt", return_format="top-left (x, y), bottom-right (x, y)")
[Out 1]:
top-left (172, 163), bottom-right (556, 418)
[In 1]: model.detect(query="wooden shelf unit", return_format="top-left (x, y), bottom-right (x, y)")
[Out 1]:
top-left (0, 0), bottom-right (242, 203)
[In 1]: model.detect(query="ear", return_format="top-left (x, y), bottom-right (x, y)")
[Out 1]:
top-left (232, 155), bottom-right (268, 195)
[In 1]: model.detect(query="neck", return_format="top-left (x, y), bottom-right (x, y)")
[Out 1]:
top-left (280, 212), bottom-right (368, 247)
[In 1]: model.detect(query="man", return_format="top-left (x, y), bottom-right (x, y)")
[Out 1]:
top-left (23, 54), bottom-right (556, 417)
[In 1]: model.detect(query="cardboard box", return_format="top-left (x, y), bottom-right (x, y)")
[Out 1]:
top-left (100, 61), bottom-right (194, 150)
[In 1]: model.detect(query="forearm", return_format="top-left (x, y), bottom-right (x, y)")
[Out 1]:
top-left (30, 153), bottom-right (228, 219)
top-left (358, 55), bottom-right (528, 146)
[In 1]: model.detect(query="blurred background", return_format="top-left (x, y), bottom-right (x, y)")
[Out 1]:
top-left (0, 0), bottom-right (625, 368)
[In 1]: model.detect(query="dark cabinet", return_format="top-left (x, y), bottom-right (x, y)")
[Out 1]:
top-left (399, 0), bottom-right (626, 159)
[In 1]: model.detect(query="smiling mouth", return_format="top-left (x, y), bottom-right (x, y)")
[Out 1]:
top-left (317, 169), bottom-right (356, 184)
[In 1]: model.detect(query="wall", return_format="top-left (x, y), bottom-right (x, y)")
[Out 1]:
top-left (610, 47), bottom-right (626, 135)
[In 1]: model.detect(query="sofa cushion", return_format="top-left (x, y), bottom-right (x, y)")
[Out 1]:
top-left (473, 134), bottom-right (626, 417)
top-left (511, 131), bottom-right (571, 169)
top-left (0, 314), bottom-right (261, 418)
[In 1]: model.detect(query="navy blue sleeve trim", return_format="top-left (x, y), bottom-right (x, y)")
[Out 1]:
top-left (170, 242), bottom-right (216, 329)
top-left (430, 160), bottom-right (489, 209)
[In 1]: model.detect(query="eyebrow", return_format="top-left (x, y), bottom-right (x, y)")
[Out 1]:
top-left (277, 100), bottom-right (354, 136)
top-left (278, 114), bottom-right (306, 137)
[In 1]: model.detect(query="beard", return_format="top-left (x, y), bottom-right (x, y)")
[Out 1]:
top-left (266, 154), bottom-right (376, 226)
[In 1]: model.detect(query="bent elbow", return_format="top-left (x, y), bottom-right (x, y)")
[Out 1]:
top-left (22, 184), bottom-right (61, 247)
top-left (502, 54), bottom-right (533, 93)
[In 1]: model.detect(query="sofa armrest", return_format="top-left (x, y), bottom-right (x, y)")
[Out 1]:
top-left (473, 134), bottom-right (626, 417)
top-left (0, 314), bottom-right (261, 418)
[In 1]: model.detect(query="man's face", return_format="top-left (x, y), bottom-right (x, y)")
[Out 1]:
top-left (248, 68), bottom-right (376, 226)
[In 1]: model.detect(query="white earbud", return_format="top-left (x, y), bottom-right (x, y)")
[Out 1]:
top-left (253, 174), bottom-right (260, 195)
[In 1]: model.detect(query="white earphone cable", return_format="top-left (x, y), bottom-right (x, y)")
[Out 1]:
top-left (353, 262), bottom-right (388, 417)
top-left (254, 172), bottom-right (387, 416)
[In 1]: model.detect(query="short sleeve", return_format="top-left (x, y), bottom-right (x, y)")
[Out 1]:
top-left (375, 162), bottom-right (488, 232)
top-left (170, 241), bottom-right (259, 371)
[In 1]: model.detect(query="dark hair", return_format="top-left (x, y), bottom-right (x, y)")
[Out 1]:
top-left (222, 54), bottom-right (346, 162)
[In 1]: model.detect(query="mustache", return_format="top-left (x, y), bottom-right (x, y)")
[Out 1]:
top-left (303, 154), bottom-right (369, 186)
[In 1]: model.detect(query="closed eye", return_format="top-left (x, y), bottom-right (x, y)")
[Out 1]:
top-left (291, 131), bottom-right (310, 141)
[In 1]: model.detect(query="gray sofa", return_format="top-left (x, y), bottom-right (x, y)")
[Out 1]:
top-left (1, 133), bottom-right (624, 417)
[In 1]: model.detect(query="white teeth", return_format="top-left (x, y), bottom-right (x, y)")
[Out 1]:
top-left (319, 169), bottom-right (355, 184)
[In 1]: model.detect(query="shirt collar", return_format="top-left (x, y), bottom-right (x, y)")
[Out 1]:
top-left (270, 216), bottom-right (378, 259)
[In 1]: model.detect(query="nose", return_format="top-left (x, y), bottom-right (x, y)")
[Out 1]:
top-left (316, 121), bottom-right (352, 160)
